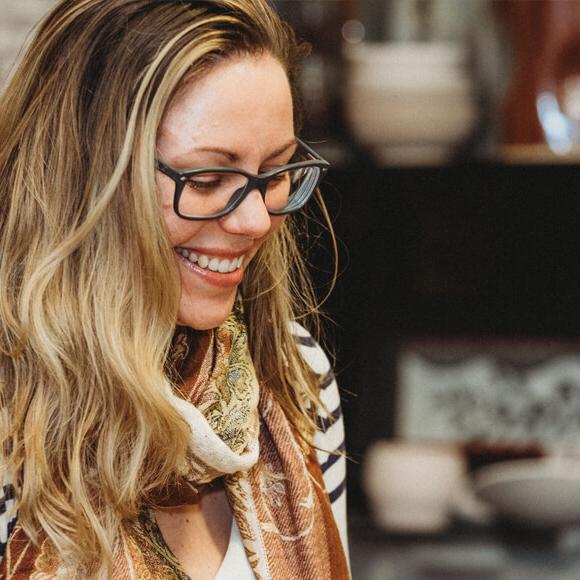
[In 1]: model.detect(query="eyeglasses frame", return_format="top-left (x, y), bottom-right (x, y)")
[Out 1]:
top-left (156, 138), bottom-right (330, 221)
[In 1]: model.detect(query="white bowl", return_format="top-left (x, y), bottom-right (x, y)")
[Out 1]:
top-left (343, 41), bottom-right (478, 165)
top-left (474, 458), bottom-right (580, 528)
top-left (345, 89), bottom-right (476, 146)
top-left (344, 42), bottom-right (468, 68)
top-left (348, 70), bottom-right (471, 93)
top-left (345, 42), bottom-right (471, 92)
top-left (363, 441), bottom-right (465, 533)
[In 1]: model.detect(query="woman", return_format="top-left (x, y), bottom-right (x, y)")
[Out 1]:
top-left (0, 0), bottom-right (348, 578)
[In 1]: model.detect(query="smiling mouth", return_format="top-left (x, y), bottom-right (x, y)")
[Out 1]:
top-left (175, 248), bottom-right (245, 273)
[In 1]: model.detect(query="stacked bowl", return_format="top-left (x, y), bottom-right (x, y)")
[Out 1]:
top-left (344, 42), bottom-right (478, 166)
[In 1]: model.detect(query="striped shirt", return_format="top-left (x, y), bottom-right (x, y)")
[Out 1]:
top-left (292, 322), bottom-right (348, 557)
top-left (0, 324), bottom-right (348, 563)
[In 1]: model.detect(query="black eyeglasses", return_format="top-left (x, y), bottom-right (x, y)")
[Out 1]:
top-left (156, 139), bottom-right (330, 221)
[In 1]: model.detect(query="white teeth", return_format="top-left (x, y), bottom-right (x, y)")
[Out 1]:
top-left (177, 248), bottom-right (245, 273)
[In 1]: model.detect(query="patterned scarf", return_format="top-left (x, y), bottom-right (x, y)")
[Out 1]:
top-left (1, 305), bottom-right (349, 579)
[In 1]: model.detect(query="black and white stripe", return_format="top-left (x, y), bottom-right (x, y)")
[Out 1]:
top-left (0, 482), bottom-right (16, 558)
top-left (291, 321), bottom-right (349, 559)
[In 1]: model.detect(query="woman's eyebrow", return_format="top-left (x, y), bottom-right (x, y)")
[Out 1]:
top-left (178, 139), bottom-right (297, 165)
top-left (187, 146), bottom-right (239, 162)
top-left (264, 138), bottom-right (297, 161)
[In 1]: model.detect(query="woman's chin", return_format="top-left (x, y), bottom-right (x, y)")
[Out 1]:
top-left (176, 293), bottom-right (236, 330)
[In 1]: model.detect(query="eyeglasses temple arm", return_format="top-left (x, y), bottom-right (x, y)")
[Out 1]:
top-left (296, 138), bottom-right (330, 166)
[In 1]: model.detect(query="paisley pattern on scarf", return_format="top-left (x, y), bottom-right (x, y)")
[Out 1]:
top-left (0, 303), bottom-right (349, 579)
top-left (194, 313), bottom-right (259, 456)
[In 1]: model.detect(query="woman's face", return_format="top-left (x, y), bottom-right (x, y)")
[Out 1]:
top-left (156, 54), bottom-right (293, 329)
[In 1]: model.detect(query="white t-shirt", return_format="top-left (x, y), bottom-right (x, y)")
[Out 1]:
top-left (214, 517), bottom-right (254, 579)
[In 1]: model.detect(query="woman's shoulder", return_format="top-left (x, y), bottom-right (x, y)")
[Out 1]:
top-left (0, 477), bottom-right (17, 559)
top-left (289, 322), bottom-right (349, 557)
top-left (289, 321), bottom-right (333, 375)
top-left (288, 321), bottom-right (342, 427)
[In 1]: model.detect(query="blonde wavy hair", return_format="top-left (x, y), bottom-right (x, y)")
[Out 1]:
top-left (0, 0), bottom-right (333, 574)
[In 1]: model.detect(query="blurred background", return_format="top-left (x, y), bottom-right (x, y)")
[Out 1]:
top-left (5, 1), bottom-right (580, 578)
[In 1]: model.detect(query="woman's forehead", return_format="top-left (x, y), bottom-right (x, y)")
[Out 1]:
top-left (157, 53), bottom-right (294, 164)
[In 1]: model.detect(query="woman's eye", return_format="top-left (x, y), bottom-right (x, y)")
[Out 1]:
top-left (185, 176), bottom-right (223, 191)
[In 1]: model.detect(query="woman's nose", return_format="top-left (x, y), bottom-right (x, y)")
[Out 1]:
top-left (220, 188), bottom-right (272, 238)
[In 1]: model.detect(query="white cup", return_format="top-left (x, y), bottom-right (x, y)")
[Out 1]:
top-left (363, 440), bottom-right (465, 533)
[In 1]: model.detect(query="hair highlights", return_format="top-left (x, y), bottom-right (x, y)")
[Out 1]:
top-left (0, 0), bottom-right (331, 574)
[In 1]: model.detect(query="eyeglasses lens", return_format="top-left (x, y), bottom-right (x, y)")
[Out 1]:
top-left (178, 166), bottom-right (319, 218)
